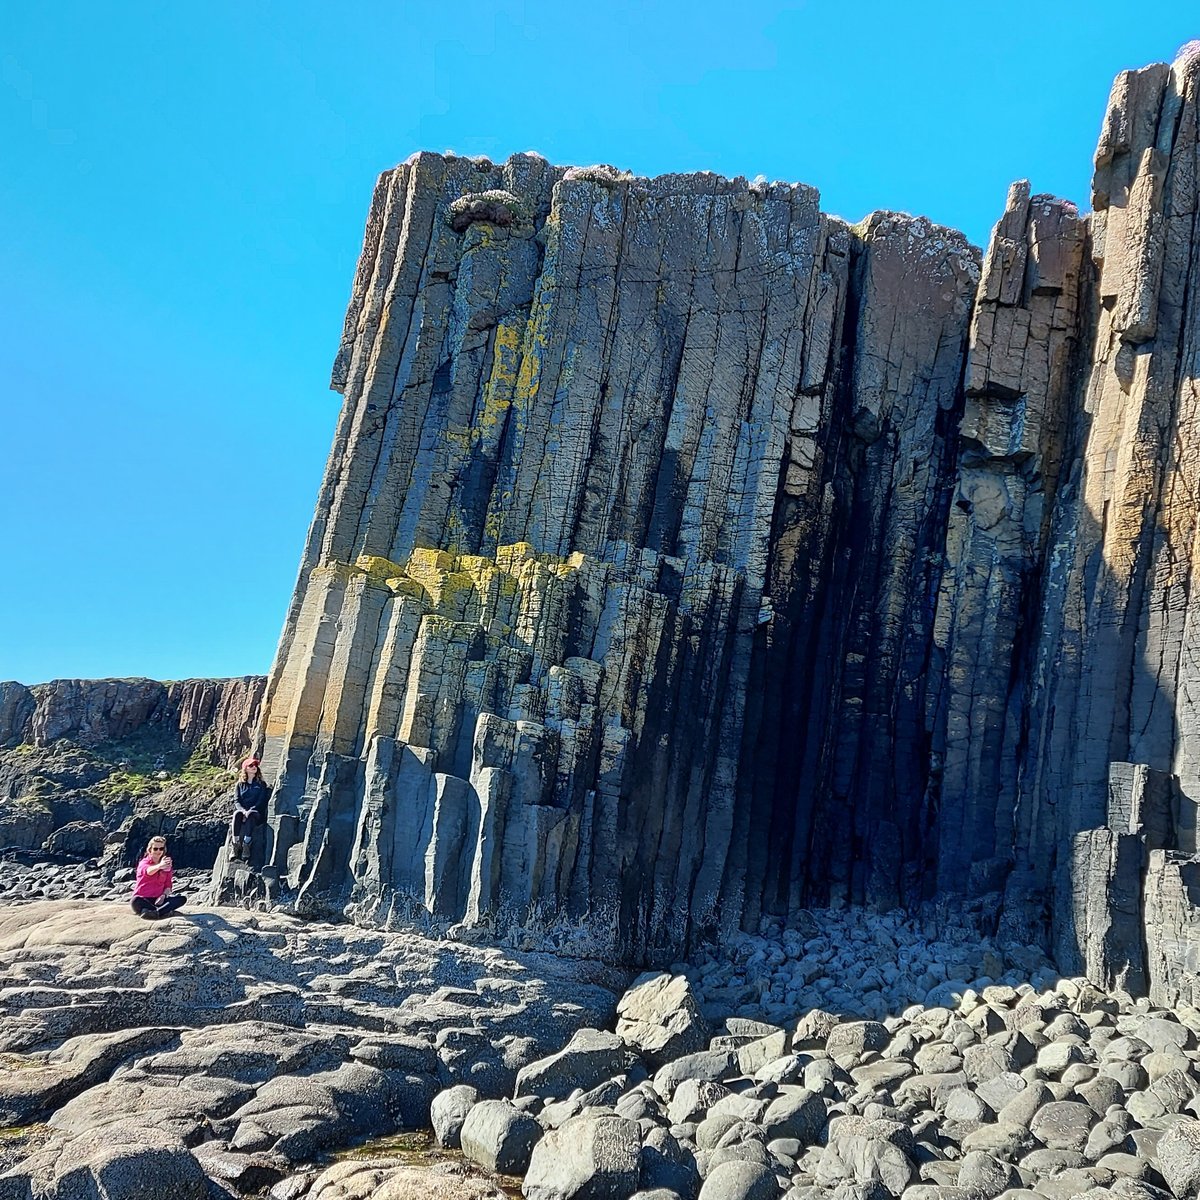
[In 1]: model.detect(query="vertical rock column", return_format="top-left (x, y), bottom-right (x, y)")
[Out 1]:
top-left (744, 214), bottom-right (980, 922)
top-left (1010, 47), bottom-right (1200, 966)
top-left (930, 182), bottom-right (1086, 898)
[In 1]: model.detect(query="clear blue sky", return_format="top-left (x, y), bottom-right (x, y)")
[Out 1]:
top-left (2, 2), bottom-right (1195, 685)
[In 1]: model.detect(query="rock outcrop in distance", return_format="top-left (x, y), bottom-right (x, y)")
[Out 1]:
top-left (0, 676), bottom-right (265, 766)
top-left (252, 45), bottom-right (1200, 992)
top-left (0, 676), bottom-right (265, 864)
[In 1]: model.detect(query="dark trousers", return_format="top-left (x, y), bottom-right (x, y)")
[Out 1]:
top-left (232, 809), bottom-right (262, 839)
top-left (131, 895), bottom-right (185, 920)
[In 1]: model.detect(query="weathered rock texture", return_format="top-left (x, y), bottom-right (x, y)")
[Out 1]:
top-left (253, 47), bottom-right (1200, 979)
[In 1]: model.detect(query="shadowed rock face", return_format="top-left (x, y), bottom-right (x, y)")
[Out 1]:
top-left (253, 49), bottom-right (1200, 975)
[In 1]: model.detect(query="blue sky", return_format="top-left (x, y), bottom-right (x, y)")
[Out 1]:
top-left (2, 2), bottom-right (1195, 685)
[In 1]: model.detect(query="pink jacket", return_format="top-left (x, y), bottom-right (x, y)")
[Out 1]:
top-left (133, 855), bottom-right (173, 900)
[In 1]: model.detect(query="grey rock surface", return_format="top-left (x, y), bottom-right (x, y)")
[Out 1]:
top-left (0, 899), bottom-right (619, 1198)
top-left (461, 1099), bottom-right (543, 1175)
top-left (522, 1113), bottom-right (641, 1199)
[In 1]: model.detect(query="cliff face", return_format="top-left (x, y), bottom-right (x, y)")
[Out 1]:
top-left (254, 48), bottom-right (1200, 981)
top-left (0, 677), bottom-right (266, 768)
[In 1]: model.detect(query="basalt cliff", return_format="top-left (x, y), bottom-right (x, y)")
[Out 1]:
top-left (248, 48), bottom-right (1200, 998)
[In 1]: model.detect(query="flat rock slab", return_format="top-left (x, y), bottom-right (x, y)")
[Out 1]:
top-left (285, 1157), bottom-right (509, 1200)
top-left (0, 900), bottom-right (621, 1198)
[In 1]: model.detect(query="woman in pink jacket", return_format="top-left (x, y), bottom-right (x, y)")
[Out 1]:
top-left (130, 836), bottom-right (186, 919)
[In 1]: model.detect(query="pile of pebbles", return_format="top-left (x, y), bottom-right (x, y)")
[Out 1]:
top-left (685, 911), bottom-right (1057, 1027)
top-left (431, 967), bottom-right (1200, 1200)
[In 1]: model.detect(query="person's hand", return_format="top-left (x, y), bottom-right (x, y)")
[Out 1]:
top-left (161, 856), bottom-right (173, 871)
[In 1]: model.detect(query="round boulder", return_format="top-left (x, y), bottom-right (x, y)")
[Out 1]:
top-left (826, 1022), bottom-right (889, 1065)
top-left (761, 1088), bottom-right (826, 1145)
top-left (1028, 1100), bottom-right (1095, 1152)
top-left (461, 1099), bottom-right (542, 1175)
top-left (522, 1113), bottom-right (641, 1200)
top-left (432, 1085), bottom-right (479, 1150)
top-left (696, 1160), bottom-right (777, 1200)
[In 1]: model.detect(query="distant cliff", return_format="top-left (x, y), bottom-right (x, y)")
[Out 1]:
top-left (0, 676), bottom-right (265, 863)
top-left (0, 676), bottom-right (265, 765)
top-left (247, 48), bottom-right (1199, 995)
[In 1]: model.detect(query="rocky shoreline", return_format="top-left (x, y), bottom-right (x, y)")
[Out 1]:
top-left (1, 890), bottom-right (1197, 1200)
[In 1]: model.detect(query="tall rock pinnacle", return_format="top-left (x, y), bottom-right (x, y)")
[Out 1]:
top-left (246, 49), bottom-right (1200, 992)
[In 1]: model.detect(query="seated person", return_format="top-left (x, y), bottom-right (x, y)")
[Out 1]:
top-left (131, 836), bottom-right (186, 919)
top-left (231, 756), bottom-right (271, 861)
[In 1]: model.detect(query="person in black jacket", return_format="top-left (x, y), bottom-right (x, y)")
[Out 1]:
top-left (231, 757), bottom-right (271, 862)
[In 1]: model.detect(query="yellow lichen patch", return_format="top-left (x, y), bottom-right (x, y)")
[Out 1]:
top-left (513, 249), bottom-right (557, 412)
top-left (473, 319), bottom-right (523, 449)
top-left (354, 555), bottom-right (408, 588)
top-left (496, 542), bottom-right (538, 573)
top-left (496, 542), bottom-right (587, 580)
top-left (325, 544), bottom-right (591, 630)
top-left (406, 548), bottom-right (460, 579)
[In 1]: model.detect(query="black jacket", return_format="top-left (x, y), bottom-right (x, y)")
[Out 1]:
top-left (235, 778), bottom-right (271, 815)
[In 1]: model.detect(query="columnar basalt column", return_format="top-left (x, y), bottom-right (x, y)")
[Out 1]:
top-left (1006, 49), bottom-right (1200, 967)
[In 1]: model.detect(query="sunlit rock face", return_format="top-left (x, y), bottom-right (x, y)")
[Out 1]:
top-left (251, 50), bottom-right (1200, 982)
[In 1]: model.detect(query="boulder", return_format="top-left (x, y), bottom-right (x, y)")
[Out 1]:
top-left (432, 1085), bottom-right (479, 1150)
top-left (956, 1150), bottom-right (1018, 1197)
top-left (522, 1113), bottom-right (641, 1200)
top-left (1028, 1100), bottom-right (1096, 1153)
top-left (1157, 1118), bottom-right (1200, 1199)
top-left (826, 1023), bottom-right (890, 1065)
top-left (695, 1160), bottom-right (778, 1200)
top-left (515, 1030), bottom-right (640, 1102)
top-left (616, 974), bottom-right (708, 1068)
top-left (654, 1052), bottom-right (739, 1097)
top-left (461, 1099), bottom-right (543, 1175)
top-left (640, 1127), bottom-right (700, 1200)
top-left (761, 1089), bottom-right (826, 1144)
top-left (815, 1115), bottom-right (914, 1195)
top-left (793, 1010), bottom-right (841, 1051)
